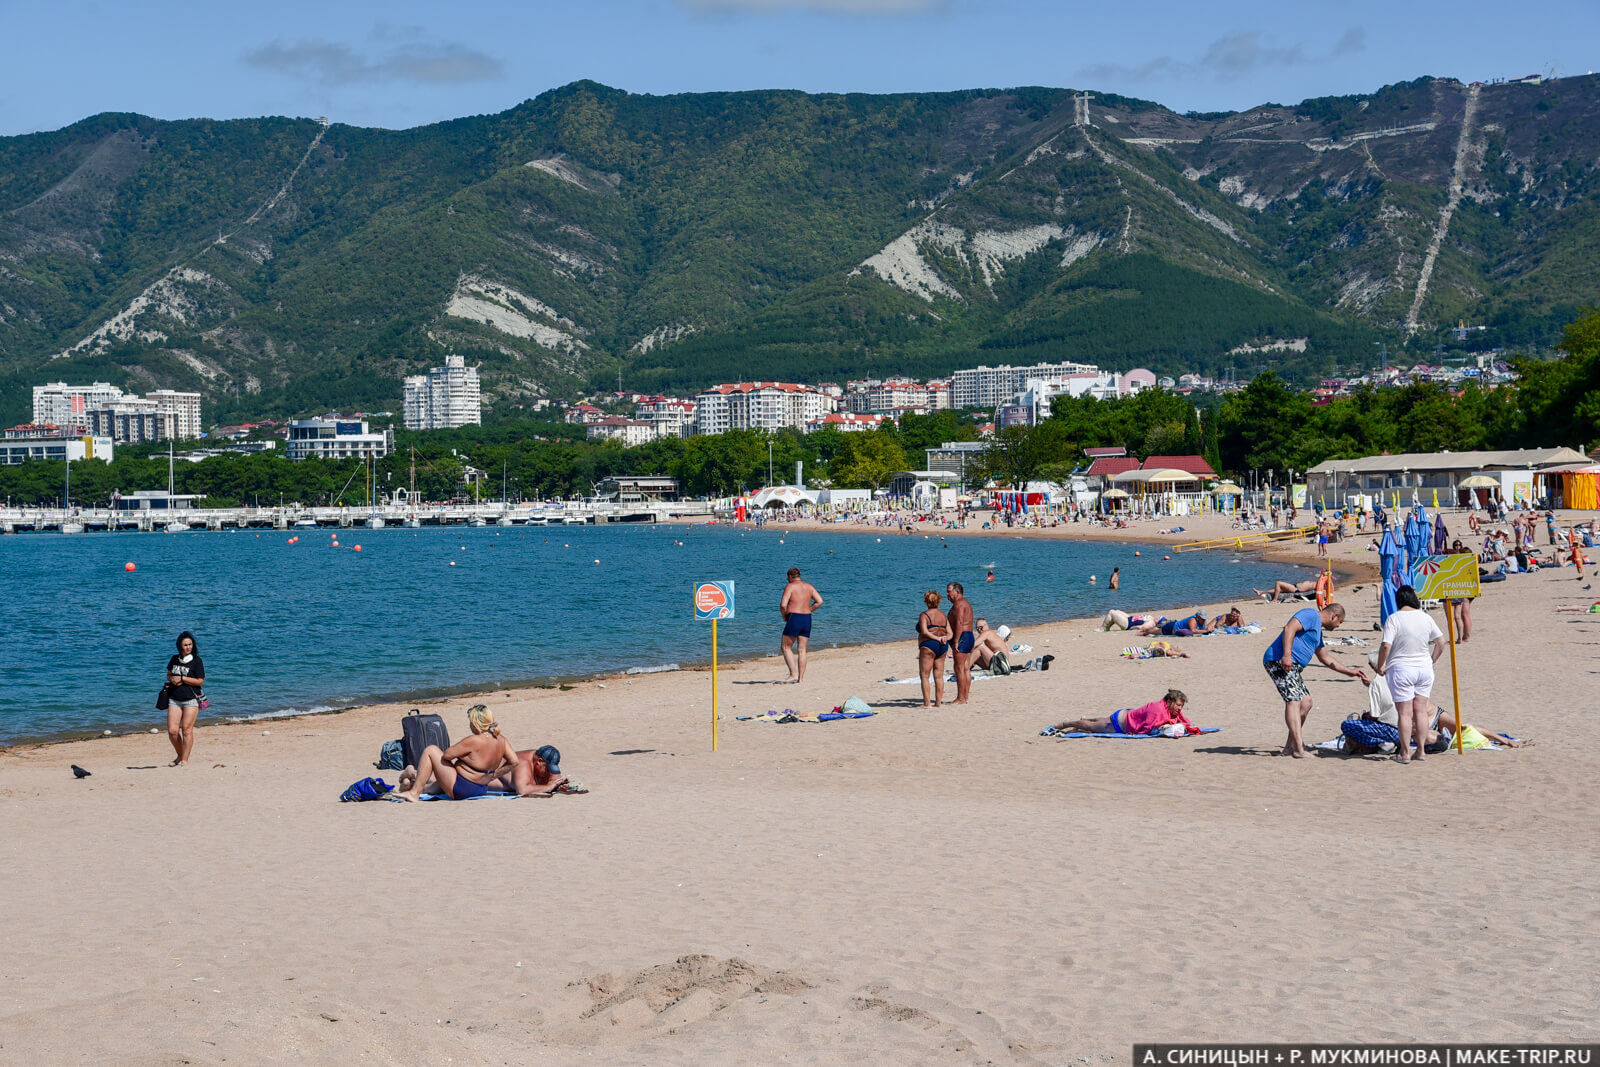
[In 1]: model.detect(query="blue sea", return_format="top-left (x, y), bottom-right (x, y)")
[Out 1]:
top-left (0, 524), bottom-right (1298, 744)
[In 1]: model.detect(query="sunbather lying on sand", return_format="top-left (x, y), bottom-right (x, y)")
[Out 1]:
top-left (1254, 579), bottom-right (1318, 601)
top-left (1048, 689), bottom-right (1192, 735)
top-left (1101, 609), bottom-right (1157, 631)
top-left (500, 745), bottom-right (582, 796)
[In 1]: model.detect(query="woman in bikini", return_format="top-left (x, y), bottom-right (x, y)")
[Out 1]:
top-left (394, 705), bottom-right (519, 801)
top-left (915, 590), bottom-right (951, 708)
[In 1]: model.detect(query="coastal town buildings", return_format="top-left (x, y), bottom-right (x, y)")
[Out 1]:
top-left (563, 404), bottom-right (606, 425)
top-left (148, 390), bottom-right (203, 440)
top-left (806, 412), bottom-right (886, 433)
top-left (0, 431), bottom-right (114, 465)
top-left (692, 382), bottom-right (834, 436)
top-left (843, 378), bottom-right (951, 414)
top-left (32, 382), bottom-right (201, 441)
top-left (285, 417), bottom-right (393, 461)
top-left (87, 402), bottom-right (172, 444)
top-left (402, 355), bottom-right (482, 430)
top-left (634, 396), bottom-right (697, 439)
top-left (586, 416), bottom-right (657, 447)
top-left (949, 361), bottom-right (1099, 408)
top-left (995, 370), bottom-right (1156, 427)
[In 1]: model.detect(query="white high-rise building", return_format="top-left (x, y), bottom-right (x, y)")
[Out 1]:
top-left (949, 361), bottom-right (1099, 408)
top-left (403, 355), bottom-right (482, 430)
top-left (147, 389), bottom-right (203, 439)
top-left (33, 382), bottom-right (130, 431)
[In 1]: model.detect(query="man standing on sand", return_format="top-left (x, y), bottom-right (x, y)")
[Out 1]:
top-left (1263, 601), bottom-right (1369, 758)
top-left (779, 567), bottom-right (823, 683)
top-left (946, 581), bottom-right (975, 703)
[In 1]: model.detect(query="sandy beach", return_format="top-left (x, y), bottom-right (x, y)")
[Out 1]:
top-left (3, 511), bottom-right (1597, 1063)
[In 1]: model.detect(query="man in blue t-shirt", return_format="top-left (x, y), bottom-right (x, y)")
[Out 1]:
top-left (1263, 602), bottom-right (1368, 758)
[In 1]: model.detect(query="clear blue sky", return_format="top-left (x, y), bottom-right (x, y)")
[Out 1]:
top-left (2, 0), bottom-right (1594, 136)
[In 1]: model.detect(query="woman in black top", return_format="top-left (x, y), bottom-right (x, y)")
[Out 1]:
top-left (165, 631), bottom-right (206, 767)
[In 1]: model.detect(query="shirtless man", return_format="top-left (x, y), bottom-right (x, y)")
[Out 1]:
top-left (972, 620), bottom-right (1009, 670)
top-left (779, 567), bottom-right (824, 683)
top-left (1254, 578), bottom-right (1318, 602)
top-left (500, 744), bottom-right (576, 797)
top-left (946, 581), bottom-right (975, 703)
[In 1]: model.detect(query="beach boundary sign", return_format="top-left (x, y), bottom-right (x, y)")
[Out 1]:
top-left (694, 580), bottom-right (734, 752)
top-left (1414, 554), bottom-right (1481, 601)
top-left (694, 580), bottom-right (735, 620)
top-left (1413, 554), bottom-right (1478, 754)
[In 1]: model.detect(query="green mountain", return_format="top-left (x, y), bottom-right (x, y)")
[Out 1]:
top-left (2, 75), bottom-right (1598, 423)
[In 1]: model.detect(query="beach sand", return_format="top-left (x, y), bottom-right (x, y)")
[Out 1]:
top-left (3, 512), bottom-right (1597, 1063)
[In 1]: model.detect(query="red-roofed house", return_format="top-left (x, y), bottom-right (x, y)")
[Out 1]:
top-left (1085, 456), bottom-right (1140, 479)
top-left (1140, 455), bottom-right (1216, 478)
top-left (1083, 446), bottom-right (1127, 458)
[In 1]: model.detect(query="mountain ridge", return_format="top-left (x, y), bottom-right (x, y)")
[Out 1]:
top-left (2, 75), bottom-right (1598, 423)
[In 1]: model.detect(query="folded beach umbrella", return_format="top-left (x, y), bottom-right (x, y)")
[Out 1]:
top-left (1433, 513), bottom-right (1448, 554)
top-left (1378, 527), bottom-right (1399, 626)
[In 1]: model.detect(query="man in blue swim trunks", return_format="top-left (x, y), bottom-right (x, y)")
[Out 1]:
top-left (780, 567), bottom-right (824, 683)
top-left (946, 581), bottom-right (975, 704)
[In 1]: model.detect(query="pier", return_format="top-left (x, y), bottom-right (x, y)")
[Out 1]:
top-left (0, 500), bottom-right (714, 534)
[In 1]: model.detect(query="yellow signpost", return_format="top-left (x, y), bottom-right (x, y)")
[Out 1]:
top-left (694, 580), bottom-right (736, 751)
top-left (1414, 555), bottom-right (1481, 753)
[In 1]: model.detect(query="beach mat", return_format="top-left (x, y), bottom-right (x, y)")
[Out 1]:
top-left (1044, 727), bottom-right (1223, 739)
top-left (735, 711), bottom-right (875, 723)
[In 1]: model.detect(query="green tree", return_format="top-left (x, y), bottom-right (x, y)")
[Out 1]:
top-left (830, 430), bottom-right (907, 490)
top-left (1214, 372), bottom-right (1316, 476)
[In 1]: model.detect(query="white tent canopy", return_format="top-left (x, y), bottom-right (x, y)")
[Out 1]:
top-left (750, 485), bottom-right (818, 507)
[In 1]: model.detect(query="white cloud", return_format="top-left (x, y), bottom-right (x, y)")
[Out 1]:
top-left (245, 29), bottom-right (503, 86)
top-left (1082, 26), bottom-right (1365, 84)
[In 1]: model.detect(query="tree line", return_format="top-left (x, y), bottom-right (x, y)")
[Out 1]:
top-left (4, 310), bottom-right (1596, 507)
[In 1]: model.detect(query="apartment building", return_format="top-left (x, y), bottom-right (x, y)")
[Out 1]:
top-left (948, 361), bottom-right (1099, 408)
top-left (586, 416), bottom-right (656, 447)
top-left (806, 412), bottom-right (886, 433)
top-left (33, 382), bottom-right (134, 432)
top-left (844, 378), bottom-right (950, 414)
top-left (692, 382), bottom-right (834, 435)
top-left (34, 381), bottom-right (202, 439)
top-left (634, 396), bottom-right (697, 439)
top-left (87, 401), bottom-right (174, 444)
top-left (402, 355), bottom-right (482, 430)
top-left (147, 390), bottom-right (203, 439)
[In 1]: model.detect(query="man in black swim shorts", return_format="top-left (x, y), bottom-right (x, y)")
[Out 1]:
top-left (779, 567), bottom-right (824, 683)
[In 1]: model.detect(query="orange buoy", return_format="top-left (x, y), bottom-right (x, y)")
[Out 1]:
top-left (1134, 551), bottom-right (1141, 557)
top-left (1163, 555), bottom-right (1171, 561)
top-left (124, 562), bottom-right (136, 572)
top-left (352, 545), bottom-right (362, 552)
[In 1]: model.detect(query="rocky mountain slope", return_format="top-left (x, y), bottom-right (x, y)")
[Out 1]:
top-left (2, 75), bottom-right (1597, 422)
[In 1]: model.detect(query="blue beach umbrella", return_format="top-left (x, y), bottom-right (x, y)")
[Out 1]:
top-left (1378, 527), bottom-right (1400, 626)
top-left (1403, 512), bottom-right (1428, 585)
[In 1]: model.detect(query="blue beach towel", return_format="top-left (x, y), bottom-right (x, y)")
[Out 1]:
top-left (1039, 726), bottom-right (1222, 739)
top-left (818, 711), bottom-right (875, 721)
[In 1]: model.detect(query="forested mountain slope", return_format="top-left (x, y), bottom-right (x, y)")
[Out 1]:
top-left (2, 75), bottom-right (1597, 422)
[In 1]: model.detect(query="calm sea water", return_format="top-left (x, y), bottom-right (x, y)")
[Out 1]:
top-left (0, 524), bottom-right (1298, 743)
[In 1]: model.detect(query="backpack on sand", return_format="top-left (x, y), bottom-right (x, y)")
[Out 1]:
top-left (374, 739), bottom-right (405, 771)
